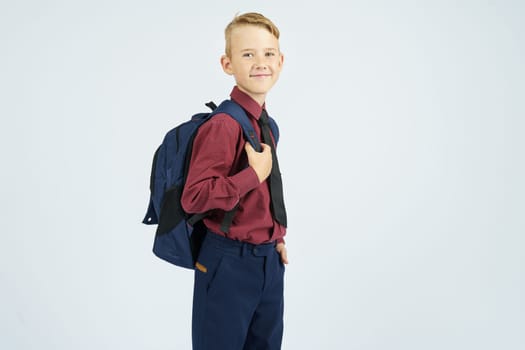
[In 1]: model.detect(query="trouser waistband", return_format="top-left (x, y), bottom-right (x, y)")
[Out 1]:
top-left (205, 231), bottom-right (276, 257)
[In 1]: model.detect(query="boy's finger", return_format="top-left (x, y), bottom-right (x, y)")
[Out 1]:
top-left (276, 243), bottom-right (288, 264)
top-left (280, 248), bottom-right (288, 264)
top-left (245, 142), bottom-right (254, 153)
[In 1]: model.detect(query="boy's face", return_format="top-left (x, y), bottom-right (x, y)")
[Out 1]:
top-left (221, 25), bottom-right (284, 105)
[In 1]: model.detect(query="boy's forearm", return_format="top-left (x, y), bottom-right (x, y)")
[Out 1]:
top-left (181, 166), bottom-right (260, 213)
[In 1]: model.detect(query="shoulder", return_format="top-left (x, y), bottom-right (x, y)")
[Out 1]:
top-left (196, 112), bottom-right (243, 139)
top-left (202, 113), bottom-right (242, 131)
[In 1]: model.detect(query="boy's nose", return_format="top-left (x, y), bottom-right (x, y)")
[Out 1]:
top-left (254, 56), bottom-right (267, 69)
top-left (254, 63), bottom-right (268, 70)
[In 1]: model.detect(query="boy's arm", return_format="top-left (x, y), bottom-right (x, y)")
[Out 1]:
top-left (181, 115), bottom-right (260, 213)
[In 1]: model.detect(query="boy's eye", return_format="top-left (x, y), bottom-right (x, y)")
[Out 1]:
top-left (265, 52), bottom-right (276, 57)
top-left (243, 53), bottom-right (254, 58)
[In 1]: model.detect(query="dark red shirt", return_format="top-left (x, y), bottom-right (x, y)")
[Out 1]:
top-left (181, 86), bottom-right (286, 244)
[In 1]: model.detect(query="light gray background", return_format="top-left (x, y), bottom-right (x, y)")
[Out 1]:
top-left (1, 0), bottom-right (523, 349)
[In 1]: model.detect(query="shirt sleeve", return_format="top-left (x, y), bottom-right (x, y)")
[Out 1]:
top-left (181, 114), bottom-right (260, 214)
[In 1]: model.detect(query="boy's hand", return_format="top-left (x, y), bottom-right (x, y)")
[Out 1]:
top-left (245, 142), bottom-right (272, 183)
top-left (276, 242), bottom-right (288, 264)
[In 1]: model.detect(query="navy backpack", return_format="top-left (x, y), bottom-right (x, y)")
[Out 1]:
top-left (142, 100), bottom-right (280, 269)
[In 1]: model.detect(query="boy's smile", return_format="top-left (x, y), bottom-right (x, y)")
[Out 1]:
top-left (221, 25), bottom-right (284, 106)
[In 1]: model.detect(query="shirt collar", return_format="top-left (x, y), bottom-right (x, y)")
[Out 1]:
top-left (230, 86), bottom-right (266, 120)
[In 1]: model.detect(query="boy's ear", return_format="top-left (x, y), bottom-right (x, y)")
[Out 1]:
top-left (220, 55), bottom-right (234, 75)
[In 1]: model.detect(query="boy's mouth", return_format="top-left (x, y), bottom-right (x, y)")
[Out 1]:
top-left (250, 74), bottom-right (272, 78)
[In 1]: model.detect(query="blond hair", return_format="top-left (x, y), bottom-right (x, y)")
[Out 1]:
top-left (224, 12), bottom-right (280, 57)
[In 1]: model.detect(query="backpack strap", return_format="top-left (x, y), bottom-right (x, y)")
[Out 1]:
top-left (212, 100), bottom-right (263, 152)
top-left (215, 99), bottom-right (280, 147)
top-left (206, 100), bottom-right (255, 233)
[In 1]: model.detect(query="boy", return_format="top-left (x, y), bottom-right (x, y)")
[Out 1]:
top-left (181, 12), bottom-right (288, 350)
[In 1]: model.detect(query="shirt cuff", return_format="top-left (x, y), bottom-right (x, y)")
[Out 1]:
top-left (229, 166), bottom-right (260, 198)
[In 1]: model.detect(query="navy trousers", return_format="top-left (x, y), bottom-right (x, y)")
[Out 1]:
top-left (192, 231), bottom-right (285, 350)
